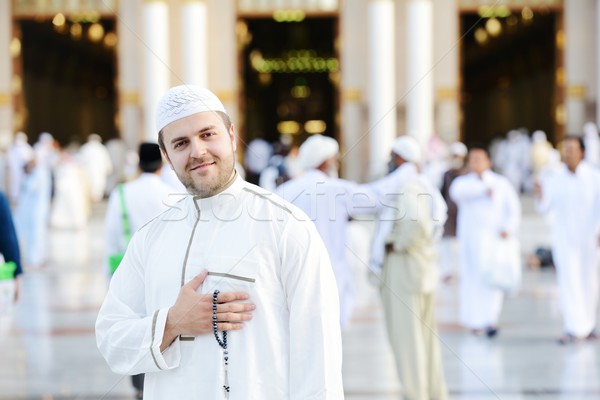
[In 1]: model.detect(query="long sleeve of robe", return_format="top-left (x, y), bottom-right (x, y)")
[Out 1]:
top-left (96, 175), bottom-right (344, 399)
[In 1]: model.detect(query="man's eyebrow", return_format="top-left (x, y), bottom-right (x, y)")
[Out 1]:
top-left (169, 125), bottom-right (217, 145)
top-left (199, 125), bottom-right (217, 133)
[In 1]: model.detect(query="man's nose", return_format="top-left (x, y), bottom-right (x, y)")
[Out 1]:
top-left (190, 137), bottom-right (207, 158)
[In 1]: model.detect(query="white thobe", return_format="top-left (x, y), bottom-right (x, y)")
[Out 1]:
top-left (14, 166), bottom-right (53, 267)
top-left (276, 169), bottom-right (376, 328)
top-left (50, 154), bottom-right (89, 229)
top-left (104, 173), bottom-right (174, 277)
top-left (364, 163), bottom-right (419, 274)
top-left (450, 171), bottom-right (521, 329)
top-left (96, 175), bottom-right (343, 400)
top-left (536, 162), bottom-right (600, 336)
top-left (78, 141), bottom-right (113, 202)
top-left (6, 141), bottom-right (34, 204)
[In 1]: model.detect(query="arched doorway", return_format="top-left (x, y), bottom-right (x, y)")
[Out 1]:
top-left (460, 7), bottom-right (563, 146)
top-left (16, 17), bottom-right (117, 146)
top-left (238, 15), bottom-right (339, 148)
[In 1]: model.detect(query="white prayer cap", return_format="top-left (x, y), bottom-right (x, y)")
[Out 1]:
top-left (532, 130), bottom-right (547, 142)
top-left (299, 134), bottom-right (339, 170)
top-left (449, 141), bottom-right (468, 157)
top-left (15, 131), bottom-right (28, 143)
top-left (583, 122), bottom-right (598, 137)
top-left (391, 135), bottom-right (422, 163)
top-left (156, 85), bottom-right (227, 133)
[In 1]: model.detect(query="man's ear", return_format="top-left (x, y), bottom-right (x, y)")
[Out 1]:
top-left (229, 124), bottom-right (237, 152)
top-left (161, 149), bottom-right (174, 170)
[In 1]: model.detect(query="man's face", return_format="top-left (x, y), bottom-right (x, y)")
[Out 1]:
top-left (161, 111), bottom-right (237, 198)
top-left (562, 139), bottom-right (584, 170)
top-left (467, 149), bottom-right (491, 175)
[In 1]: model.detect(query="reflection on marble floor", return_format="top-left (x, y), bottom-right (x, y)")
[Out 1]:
top-left (1, 197), bottom-right (599, 399)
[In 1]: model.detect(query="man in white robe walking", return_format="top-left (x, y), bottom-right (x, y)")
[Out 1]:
top-left (450, 146), bottom-right (521, 337)
top-left (276, 134), bottom-right (375, 329)
top-left (95, 86), bottom-right (343, 400)
top-left (535, 136), bottom-right (600, 343)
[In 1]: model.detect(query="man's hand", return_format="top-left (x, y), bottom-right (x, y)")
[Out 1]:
top-left (13, 277), bottom-right (20, 302)
top-left (533, 182), bottom-right (543, 199)
top-left (160, 270), bottom-right (255, 351)
top-left (499, 231), bottom-right (509, 239)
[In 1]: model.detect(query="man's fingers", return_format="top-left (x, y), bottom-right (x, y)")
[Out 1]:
top-left (216, 311), bottom-right (254, 322)
top-left (216, 291), bottom-right (250, 303)
top-left (216, 322), bottom-right (246, 331)
top-left (217, 302), bottom-right (256, 313)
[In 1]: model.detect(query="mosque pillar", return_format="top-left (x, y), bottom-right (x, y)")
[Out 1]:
top-left (0, 0), bottom-right (13, 146)
top-left (142, 0), bottom-right (170, 141)
top-left (181, 0), bottom-right (208, 87)
top-left (340, 0), bottom-right (367, 182)
top-left (207, 0), bottom-right (238, 128)
top-left (564, 0), bottom-right (588, 134)
top-left (368, 0), bottom-right (396, 179)
top-left (118, 0), bottom-right (143, 149)
top-left (433, 0), bottom-right (459, 144)
top-left (406, 0), bottom-right (434, 149)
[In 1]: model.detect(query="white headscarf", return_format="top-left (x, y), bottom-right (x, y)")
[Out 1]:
top-left (391, 135), bottom-right (422, 163)
top-left (298, 135), bottom-right (339, 170)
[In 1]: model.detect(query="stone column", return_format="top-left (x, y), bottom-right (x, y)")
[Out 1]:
top-left (0, 0), bottom-right (13, 147)
top-left (368, 0), bottom-right (396, 179)
top-left (433, 0), bottom-right (459, 144)
top-left (207, 0), bottom-right (237, 127)
top-left (564, 0), bottom-right (588, 133)
top-left (143, 0), bottom-right (170, 141)
top-left (118, 0), bottom-right (143, 149)
top-left (406, 0), bottom-right (433, 149)
top-left (181, 0), bottom-right (208, 87)
top-left (340, 0), bottom-right (368, 182)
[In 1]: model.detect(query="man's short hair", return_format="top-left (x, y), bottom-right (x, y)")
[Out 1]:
top-left (564, 135), bottom-right (585, 153)
top-left (138, 142), bottom-right (163, 173)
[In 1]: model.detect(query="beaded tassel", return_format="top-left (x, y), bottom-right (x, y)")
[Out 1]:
top-left (223, 350), bottom-right (230, 398)
top-left (213, 290), bottom-right (230, 399)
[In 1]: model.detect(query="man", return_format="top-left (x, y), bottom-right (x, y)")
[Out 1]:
top-left (381, 136), bottom-right (448, 400)
top-left (0, 190), bottom-right (22, 305)
top-left (6, 132), bottom-right (34, 204)
top-left (95, 85), bottom-right (343, 399)
top-left (535, 136), bottom-right (600, 343)
top-left (450, 146), bottom-right (521, 337)
top-left (366, 136), bottom-right (421, 277)
top-left (103, 142), bottom-right (174, 399)
top-left (438, 142), bottom-right (468, 283)
top-left (276, 134), bottom-right (374, 329)
top-left (79, 133), bottom-right (113, 202)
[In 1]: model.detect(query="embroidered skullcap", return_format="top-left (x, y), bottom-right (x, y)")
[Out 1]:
top-left (299, 134), bottom-right (339, 170)
top-left (156, 85), bottom-right (227, 133)
top-left (449, 141), bottom-right (468, 157)
top-left (391, 135), bottom-right (422, 163)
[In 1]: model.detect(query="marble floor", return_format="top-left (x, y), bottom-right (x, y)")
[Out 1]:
top-left (1, 196), bottom-right (599, 399)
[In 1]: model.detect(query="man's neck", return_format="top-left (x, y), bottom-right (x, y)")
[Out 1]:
top-left (567, 163), bottom-right (579, 173)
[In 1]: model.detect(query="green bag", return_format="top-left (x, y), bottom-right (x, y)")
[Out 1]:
top-left (108, 254), bottom-right (124, 275)
top-left (109, 184), bottom-right (131, 275)
top-left (0, 261), bottom-right (16, 281)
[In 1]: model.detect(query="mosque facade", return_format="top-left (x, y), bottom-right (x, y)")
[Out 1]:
top-left (0, 0), bottom-right (596, 180)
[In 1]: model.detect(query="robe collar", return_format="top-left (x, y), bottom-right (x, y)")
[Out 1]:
top-left (188, 172), bottom-right (244, 215)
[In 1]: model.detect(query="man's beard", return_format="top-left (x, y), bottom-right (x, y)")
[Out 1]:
top-left (177, 154), bottom-right (236, 198)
